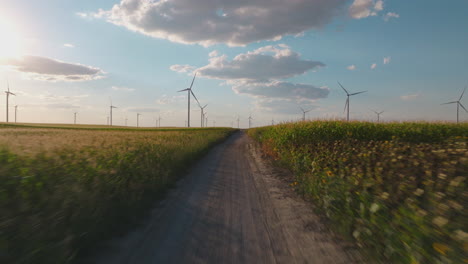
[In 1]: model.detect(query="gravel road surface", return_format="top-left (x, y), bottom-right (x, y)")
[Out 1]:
top-left (89, 131), bottom-right (362, 264)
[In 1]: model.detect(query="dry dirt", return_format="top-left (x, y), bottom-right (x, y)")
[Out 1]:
top-left (87, 131), bottom-right (363, 264)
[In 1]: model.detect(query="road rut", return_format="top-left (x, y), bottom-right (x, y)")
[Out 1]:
top-left (90, 131), bottom-right (361, 264)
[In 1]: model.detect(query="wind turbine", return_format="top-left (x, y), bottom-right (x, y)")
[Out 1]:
top-left (178, 73), bottom-right (199, 127)
top-left (271, 118), bottom-right (274, 126)
top-left (205, 113), bottom-right (208, 127)
top-left (5, 79), bottom-right (16, 122)
top-left (299, 107), bottom-right (311, 121)
top-left (442, 86), bottom-right (467, 123)
top-left (338, 81), bottom-right (367, 121)
top-left (371, 109), bottom-right (384, 123)
top-left (158, 115), bottom-right (161, 128)
top-left (137, 113), bottom-right (142, 127)
top-left (14, 105), bottom-right (18, 123)
top-left (109, 97), bottom-right (117, 126)
top-left (198, 103), bottom-right (208, 127)
top-left (248, 114), bottom-right (253, 128)
top-left (74, 112), bottom-right (77, 125)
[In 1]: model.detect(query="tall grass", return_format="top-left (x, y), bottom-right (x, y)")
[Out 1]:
top-left (248, 121), bottom-right (467, 264)
top-left (0, 127), bottom-right (235, 263)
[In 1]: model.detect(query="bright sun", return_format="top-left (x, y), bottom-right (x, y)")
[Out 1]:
top-left (0, 17), bottom-right (23, 58)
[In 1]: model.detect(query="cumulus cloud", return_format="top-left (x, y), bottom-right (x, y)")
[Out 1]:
top-left (156, 94), bottom-right (185, 105)
top-left (0, 56), bottom-right (104, 81)
top-left (88, 0), bottom-right (349, 46)
top-left (64, 43), bottom-right (75, 48)
top-left (169, 64), bottom-right (196, 73)
top-left (370, 63), bottom-right (377, 69)
top-left (112, 86), bottom-right (135, 92)
top-left (383, 12), bottom-right (400, 21)
top-left (349, 0), bottom-right (384, 19)
top-left (171, 45), bottom-right (328, 106)
top-left (400, 93), bottom-right (421, 101)
top-left (383, 56), bottom-right (391, 64)
top-left (233, 81), bottom-right (329, 101)
top-left (195, 45), bottom-right (325, 81)
top-left (347, 64), bottom-right (357, 71)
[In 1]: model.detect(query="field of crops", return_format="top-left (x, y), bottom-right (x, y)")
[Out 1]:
top-left (0, 125), bottom-right (235, 263)
top-left (248, 121), bottom-right (467, 264)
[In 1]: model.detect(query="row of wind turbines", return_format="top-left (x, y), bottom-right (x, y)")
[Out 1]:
top-left (3, 78), bottom-right (467, 126)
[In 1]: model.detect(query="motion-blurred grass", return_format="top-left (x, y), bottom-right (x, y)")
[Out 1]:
top-left (0, 126), bottom-right (235, 263)
top-left (248, 121), bottom-right (467, 264)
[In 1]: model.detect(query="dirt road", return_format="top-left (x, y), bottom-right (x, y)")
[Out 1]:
top-left (90, 132), bottom-right (362, 264)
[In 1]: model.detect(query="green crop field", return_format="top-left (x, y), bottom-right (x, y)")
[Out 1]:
top-left (0, 125), bottom-right (235, 263)
top-left (248, 121), bottom-right (467, 264)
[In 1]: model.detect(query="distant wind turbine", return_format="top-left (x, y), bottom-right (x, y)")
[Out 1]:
top-left (205, 113), bottom-right (208, 127)
top-left (158, 115), bottom-right (161, 128)
top-left (14, 105), bottom-right (18, 123)
top-left (271, 118), bottom-right (274, 126)
top-left (178, 73), bottom-right (199, 127)
top-left (248, 114), bottom-right (253, 128)
top-left (198, 103), bottom-right (208, 127)
top-left (5, 79), bottom-right (15, 122)
top-left (338, 81), bottom-right (367, 121)
top-left (299, 107), bottom-right (311, 121)
top-left (109, 97), bottom-right (117, 126)
top-left (441, 86), bottom-right (467, 123)
top-left (74, 112), bottom-right (77, 125)
top-left (371, 109), bottom-right (384, 123)
top-left (137, 113), bottom-right (142, 127)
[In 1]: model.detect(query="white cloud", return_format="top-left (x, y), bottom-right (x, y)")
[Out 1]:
top-left (371, 63), bottom-right (377, 69)
top-left (169, 64), bottom-right (196, 73)
top-left (347, 64), bottom-right (357, 70)
top-left (88, 0), bottom-right (349, 46)
top-left (209, 50), bottom-right (219, 57)
top-left (383, 12), bottom-right (400, 21)
top-left (0, 56), bottom-right (104, 82)
top-left (194, 45), bottom-right (325, 81)
top-left (233, 80), bottom-right (329, 102)
top-left (255, 98), bottom-right (318, 114)
top-left (383, 56), bottom-right (391, 64)
top-left (349, 0), bottom-right (384, 19)
top-left (156, 94), bottom-right (185, 105)
top-left (112, 86), bottom-right (135, 92)
top-left (171, 45), bottom-right (328, 103)
top-left (64, 43), bottom-right (75, 48)
top-left (400, 93), bottom-right (421, 101)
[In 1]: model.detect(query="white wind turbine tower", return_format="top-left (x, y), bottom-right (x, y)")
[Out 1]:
top-left (14, 105), bottom-right (18, 123)
top-left (158, 115), bottom-right (161, 128)
top-left (74, 112), bottom-right (77, 125)
top-left (338, 81), bottom-right (367, 121)
top-left (205, 113), bottom-right (208, 127)
top-left (248, 114), bottom-right (253, 128)
top-left (371, 109), bottom-right (384, 123)
top-left (271, 118), bottom-right (274, 126)
top-left (178, 73), bottom-right (199, 127)
top-left (5, 79), bottom-right (16, 122)
top-left (109, 97), bottom-right (117, 126)
top-left (441, 86), bottom-right (467, 123)
top-left (137, 113), bottom-right (142, 127)
top-left (299, 107), bottom-right (311, 121)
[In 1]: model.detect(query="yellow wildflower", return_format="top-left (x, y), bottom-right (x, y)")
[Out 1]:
top-left (432, 243), bottom-right (449, 256)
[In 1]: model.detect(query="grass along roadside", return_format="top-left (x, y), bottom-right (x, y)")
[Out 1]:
top-left (0, 126), bottom-right (235, 263)
top-left (248, 121), bottom-right (467, 264)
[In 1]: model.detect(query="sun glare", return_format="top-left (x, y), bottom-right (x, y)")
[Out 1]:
top-left (0, 16), bottom-right (23, 58)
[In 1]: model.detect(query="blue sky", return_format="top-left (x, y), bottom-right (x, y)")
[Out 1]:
top-left (0, 0), bottom-right (467, 127)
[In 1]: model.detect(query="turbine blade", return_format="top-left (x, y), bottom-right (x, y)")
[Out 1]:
top-left (338, 81), bottom-right (349, 95)
top-left (459, 102), bottom-right (468, 113)
top-left (178, 88), bottom-right (189, 92)
top-left (189, 73), bottom-right (197, 89)
top-left (441, 101), bottom-right (457, 105)
top-left (299, 106), bottom-right (304, 112)
top-left (203, 104), bottom-right (208, 108)
top-left (459, 86), bottom-right (467, 101)
top-left (350, 91), bottom-right (367, 96)
top-left (191, 90), bottom-right (199, 104)
top-left (10, 92), bottom-right (16, 96)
